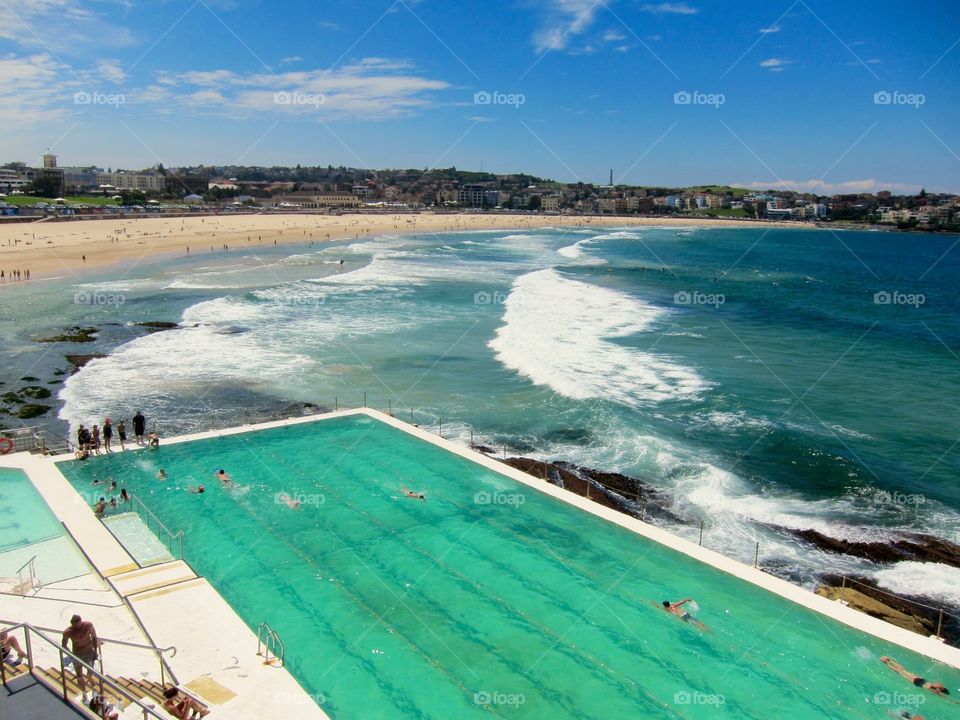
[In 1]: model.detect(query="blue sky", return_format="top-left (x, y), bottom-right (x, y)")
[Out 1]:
top-left (1, 0), bottom-right (958, 192)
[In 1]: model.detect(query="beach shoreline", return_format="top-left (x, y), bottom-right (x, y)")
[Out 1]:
top-left (0, 212), bottom-right (808, 281)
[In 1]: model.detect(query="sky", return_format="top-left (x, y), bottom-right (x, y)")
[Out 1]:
top-left (0, 0), bottom-right (958, 193)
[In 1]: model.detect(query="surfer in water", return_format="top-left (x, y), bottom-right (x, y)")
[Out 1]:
top-left (662, 599), bottom-right (707, 630)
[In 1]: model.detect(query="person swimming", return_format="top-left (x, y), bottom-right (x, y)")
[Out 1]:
top-left (215, 469), bottom-right (231, 484)
top-left (188, 484), bottom-right (205, 494)
top-left (662, 599), bottom-right (707, 630)
top-left (157, 469), bottom-right (167, 481)
top-left (881, 656), bottom-right (952, 698)
top-left (401, 486), bottom-right (425, 500)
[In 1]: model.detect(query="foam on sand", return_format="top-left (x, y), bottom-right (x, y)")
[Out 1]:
top-left (488, 268), bottom-right (708, 406)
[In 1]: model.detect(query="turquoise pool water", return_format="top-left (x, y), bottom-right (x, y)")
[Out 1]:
top-left (57, 415), bottom-right (960, 719)
top-left (0, 466), bottom-right (92, 587)
top-left (0, 467), bottom-right (67, 550)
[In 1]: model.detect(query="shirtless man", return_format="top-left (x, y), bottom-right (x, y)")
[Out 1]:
top-left (401, 486), bottom-right (425, 500)
top-left (162, 686), bottom-right (210, 718)
top-left (215, 469), bottom-right (231, 485)
top-left (1, 629), bottom-right (26, 665)
top-left (881, 656), bottom-right (951, 698)
top-left (662, 599), bottom-right (707, 630)
top-left (62, 615), bottom-right (99, 702)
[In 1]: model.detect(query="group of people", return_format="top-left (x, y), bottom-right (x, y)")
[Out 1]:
top-left (4, 615), bottom-right (209, 719)
top-left (1, 269), bottom-right (30, 281)
top-left (75, 412), bottom-right (158, 460)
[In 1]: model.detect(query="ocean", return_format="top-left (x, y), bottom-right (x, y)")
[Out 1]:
top-left (2, 223), bottom-right (958, 604)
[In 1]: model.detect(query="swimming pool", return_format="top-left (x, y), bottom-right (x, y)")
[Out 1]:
top-left (57, 415), bottom-right (960, 719)
top-left (0, 466), bottom-right (91, 588)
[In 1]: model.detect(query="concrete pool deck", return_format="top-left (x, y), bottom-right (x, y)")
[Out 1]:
top-left (2, 405), bottom-right (958, 719)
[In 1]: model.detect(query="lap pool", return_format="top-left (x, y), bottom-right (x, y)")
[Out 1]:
top-left (56, 414), bottom-right (960, 719)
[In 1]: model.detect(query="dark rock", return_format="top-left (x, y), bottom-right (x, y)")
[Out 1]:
top-left (65, 354), bottom-right (107, 370)
top-left (16, 404), bottom-right (50, 419)
top-left (775, 526), bottom-right (960, 570)
top-left (36, 326), bottom-right (98, 343)
top-left (134, 321), bottom-right (180, 333)
top-left (20, 386), bottom-right (51, 400)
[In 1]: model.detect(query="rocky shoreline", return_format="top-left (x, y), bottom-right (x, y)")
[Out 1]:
top-left (477, 448), bottom-right (960, 645)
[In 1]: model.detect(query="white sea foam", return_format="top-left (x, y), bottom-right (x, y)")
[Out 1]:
top-left (873, 562), bottom-right (960, 606)
top-left (488, 269), bottom-right (708, 406)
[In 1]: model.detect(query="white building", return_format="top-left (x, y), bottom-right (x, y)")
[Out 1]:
top-left (97, 172), bottom-right (165, 192)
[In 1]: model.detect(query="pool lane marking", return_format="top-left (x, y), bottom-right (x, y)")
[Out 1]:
top-left (260, 450), bottom-right (692, 717)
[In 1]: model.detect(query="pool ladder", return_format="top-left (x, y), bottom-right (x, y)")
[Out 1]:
top-left (257, 622), bottom-right (285, 667)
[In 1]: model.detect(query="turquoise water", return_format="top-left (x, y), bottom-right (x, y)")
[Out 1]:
top-left (0, 466), bottom-right (66, 550)
top-left (3, 225), bottom-right (960, 601)
top-left (102, 512), bottom-right (174, 566)
top-left (0, 466), bottom-right (92, 586)
top-left (57, 416), bottom-right (960, 719)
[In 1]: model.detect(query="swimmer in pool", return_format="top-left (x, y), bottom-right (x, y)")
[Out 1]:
top-left (662, 599), bottom-right (707, 630)
top-left (881, 656), bottom-right (951, 698)
top-left (157, 469), bottom-right (167, 481)
top-left (215, 469), bottom-right (231, 484)
top-left (401, 486), bottom-right (425, 500)
top-left (188, 484), bottom-right (205, 494)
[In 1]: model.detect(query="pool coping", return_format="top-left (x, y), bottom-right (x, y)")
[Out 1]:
top-left (5, 407), bottom-right (960, 676)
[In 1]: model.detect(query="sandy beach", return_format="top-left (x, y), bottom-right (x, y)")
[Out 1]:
top-left (0, 212), bottom-right (799, 281)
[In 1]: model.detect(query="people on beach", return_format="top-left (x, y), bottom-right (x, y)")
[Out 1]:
top-left (61, 615), bottom-right (99, 703)
top-left (1, 629), bottom-right (26, 666)
top-left (880, 656), bottom-right (951, 697)
top-left (133, 411), bottom-right (146, 445)
top-left (162, 686), bottom-right (209, 718)
top-left (662, 599), bottom-right (707, 630)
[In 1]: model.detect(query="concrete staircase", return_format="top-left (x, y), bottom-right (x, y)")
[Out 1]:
top-left (108, 561), bottom-right (198, 599)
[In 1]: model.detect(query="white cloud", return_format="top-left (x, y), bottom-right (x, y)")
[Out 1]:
top-left (759, 25), bottom-right (780, 34)
top-left (760, 57), bottom-right (793, 69)
top-left (0, 0), bottom-right (136, 53)
top-left (147, 58), bottom-right (450, 120)
top-left (530, 0), bottom-right (603, 54)
top-left (602, 30), bottom-right (626, 42)
top-left (279, 56), bottom-right (303, 65)
top-left (640, 3), bottom-right (698, 14)
top-left (95, 59), bottom-right (126, 84)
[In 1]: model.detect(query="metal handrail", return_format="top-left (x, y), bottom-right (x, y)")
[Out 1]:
top-left (257, 621), bottom-right (285, 667)
top-left (0, 622), bottom-right (169, 719)
top-left (0, 618), bottom-right (176, 686)
top-left (15, 555), bottom-right (39, 595)
top-left (129, 493), bottom-right (184, 560)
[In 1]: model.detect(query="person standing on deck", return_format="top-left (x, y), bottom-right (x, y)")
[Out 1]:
top-left (133, 411), bottom-right (146, 446)
top-left (62, 615), bottom-right (99, 704)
